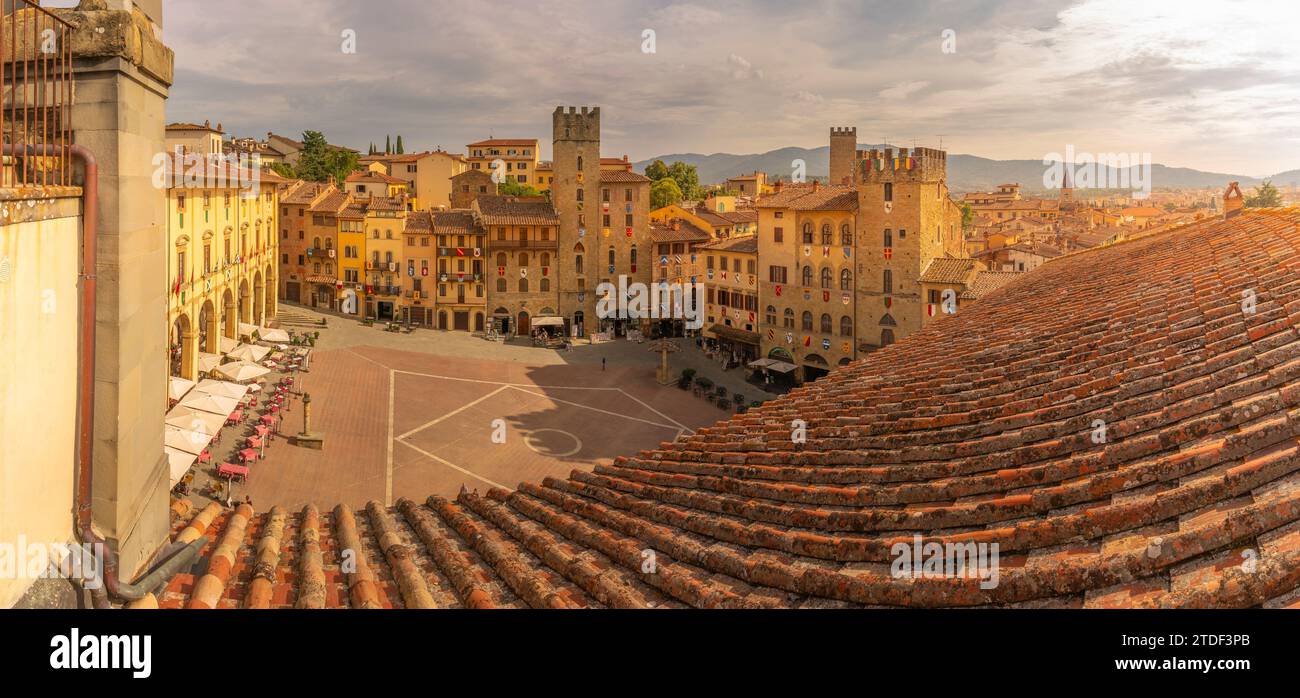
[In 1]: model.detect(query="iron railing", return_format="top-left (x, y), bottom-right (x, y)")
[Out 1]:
top-left (2, 1), bottom-right (74, 188)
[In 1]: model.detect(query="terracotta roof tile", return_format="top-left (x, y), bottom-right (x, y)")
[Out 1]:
top-left (919, 257), bottom-right (980, 284)
top-left (473, 195), bottom-right (559, 226)
top-left (161, 208), bottom-right (1300, 608)
top-left (699, 235), bottom-right (758, 254)
top-left (599, 170), bottom-right (651, 183)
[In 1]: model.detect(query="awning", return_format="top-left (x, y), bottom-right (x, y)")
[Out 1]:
top-left (193, 379), bottom-right (249, 400)
top-left (165, 408), bottom-right (226, 437)
top-left (164, 447), bottom-right (197, 487)
top-left (707, 324), bottom-right (761, 345)
top-left (177, 391), bottom-right (240, 416)
top-left (747, 358), bottom-right (775, 369)
top-left (532, 316), bottom-right (566, 327)
top-left (259, 327), bottom-right (291, 343)
top-left (238, 322), bottom-right (259, 339)
top-left (198, 352), bottom-right (223, 373)
top-left (168, 376), bottom-right (195, 402)
top-left (765, 360), bottom-right (798, 374)
top-left (213, 360), bottom-right (271, 383)
top-left (164, 425), bottom-right (211, 456)
top-left (218, 336), bottom-right (240, 354)
top-left (226, 343), bottom-right (271, 363)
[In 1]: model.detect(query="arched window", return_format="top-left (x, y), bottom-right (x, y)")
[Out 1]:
top-left (540, 252), bottom-right (551, 267)
top-left (801, 311), bottom-right (813, 331)
top-left (765, 305), bottom-right (777, 325)
top-left (841, 224), bottom-right (852, 246)
top-left (820, 313), bottom-right (832, 334)
top-left (630, 246), bottom-right (637, 266)
top-left (313, 237), bottom-right (321, 248)
top-left (519, 252), bottom-right (529, 267)
top-left (518, 277), bottom-right (529, 292)
top-left (880, 313), bottom-right (897, 326)
top-left (884, 228), bottom-right (893, 248)
top-left (577, 156), bottom-right (584, 170)
top-left (802, 222), bottom-right (814, 244)
top-left (540, 278), bottom-right (550, 292)
top-left (840, 315), bottom-right (853, 336)
top-left (801, 266), bottom-right (813, 286)
top-left (783, 308), bottom-right (795, 328)
top-left (496, 278), bottom-right (507, 292)
top-left (608, 247), bottom-right (615, 266)
top-left (820, 267), bottom-right (832, 288)
top-left (821, 224), bottom-right (832, 245)
top-left (840, 268), bottom-right (853, 291)
top-left (496, 252), bottom-right (507, 266)
top-left (883, 269), bottom-right (893, 294)
top-left (881, 328), bottom-right (895, 346)
top-left (575, 255), bottom-right (584, 275)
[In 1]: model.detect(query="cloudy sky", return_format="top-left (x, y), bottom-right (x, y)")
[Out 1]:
top-left (146, 0), bottom-right (1298, 175)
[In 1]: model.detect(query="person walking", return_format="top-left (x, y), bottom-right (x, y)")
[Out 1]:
top-left (602, 357), bottom-right (606, 371)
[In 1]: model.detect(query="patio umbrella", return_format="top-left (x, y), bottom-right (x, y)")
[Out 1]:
top-left (198, 352), bottom-right (223, 374)
top-left (213, 360), bottom-right (271, 383)
top-left (259, 327), bottom-right (290, 343)
top-left (177, 391), bottom-right (240, 416)
top-left (165, 425), bottom-right (211, 456)
top-left (165, 407), bottom-right (226, 437)
top-left (218, 336), bottom-right (241, 354)
top-left (164, 446), bottom-right (198, 486)
top-left (193, 379), bottom-right (249, 400)
top-left (168, 376), bottom-right (195, 401)
top-left (238, 322), bottom-right (259, 339)
top-left (226, 344), bottom-right (271, 363)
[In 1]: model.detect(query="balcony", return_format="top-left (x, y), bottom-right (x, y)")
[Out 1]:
top-left (2, 3), bottom-right (75, 188)
top-left (487, 238), bottom-right (559, 250)
top-left (366, 261), bottom-right (398, 272)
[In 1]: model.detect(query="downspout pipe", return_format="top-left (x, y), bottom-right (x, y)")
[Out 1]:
top-left (6, 144), bottom-right (195, 604)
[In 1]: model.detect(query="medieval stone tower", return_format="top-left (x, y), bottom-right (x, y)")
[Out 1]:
top-left (553, 106), bottom-right (602, 333)
top-left (829, 126), bottom-right (858, 186)
top-left (855, 146), bottom-right (963, 350)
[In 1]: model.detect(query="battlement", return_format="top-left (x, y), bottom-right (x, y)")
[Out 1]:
top-left (859, 146), bottom-right (947, 183)
top-left (830, 126), bottom-right (857, 138)
top-left (553, 105), bottom-right (601, 142)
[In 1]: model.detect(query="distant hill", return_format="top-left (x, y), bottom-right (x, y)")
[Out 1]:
top-left (633, 145), bottom-right (1294, 193)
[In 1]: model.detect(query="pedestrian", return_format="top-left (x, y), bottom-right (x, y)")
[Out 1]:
top-left (602, 357), bottom-right (606, 371)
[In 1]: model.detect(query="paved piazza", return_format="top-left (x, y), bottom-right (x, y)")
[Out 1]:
top-left (237, 305), bottom-right (743, 509)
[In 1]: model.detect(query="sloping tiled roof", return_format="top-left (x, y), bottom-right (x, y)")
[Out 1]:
top-left (918, 257), bottom-right (980, 284)
top-left (648, 221), bottom-right (713, 244)
top-left (432, 210), bottom-right (477, 235)
top-left (467, 138), bottom-right (538, 148)
top-left (959, 270), bottom-right (1022, 300)
top-left (717, 210), bottom-right (758, 224)
top-left (308, 190), bottom-right (350, 214)
top-left (599, 170), bottom-right (651, 184)
top-left (405, 211), bottom-right (434, 234)
top-left (281, 182), bottom-right (330, 206)
top-left (756, 184), bottom-right (858, 211)
top-left (159, 208), bottom-right (1300, 608)
top-left (699, 235), bottom-right (759, 254)
top-left (473, 195), bottom-right (559, 226)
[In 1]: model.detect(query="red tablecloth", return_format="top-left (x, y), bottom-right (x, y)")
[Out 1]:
top-left (255, 425), bottom-right (270, 437)
top-left (260, 415), bottom-right (276, 426)
top-left (239, 448), bottom-right (258, 463)
top-left (218, 463), bottom-right (249, 479)
top-left (248, 436), bottom-right (263, 449)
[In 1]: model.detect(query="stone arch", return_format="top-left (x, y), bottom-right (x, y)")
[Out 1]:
top-left (239, 279), bottom-right (252, 328)
top-left (264, 264), bottom-right (276, 319)
top-left (253, 270), bottom-right (264, 325)
top-left (199, 299), bottom-right (218, 353)
top-left (171, 312), bottom-right (196, 380)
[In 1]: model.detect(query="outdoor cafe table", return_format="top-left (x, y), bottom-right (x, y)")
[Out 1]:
top-left (247, 436), bottom-right (263, 449)
top-left (247, 383), bottom-right (262, 393)
top-left (218, 463), bottom-right (249, 481)
top-left (255, 425), bottom-right (270, 438)
top-left (239, 448), bottom-right (259, 464)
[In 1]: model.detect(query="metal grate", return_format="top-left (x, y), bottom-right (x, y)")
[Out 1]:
top-left (2, 0), bottom-right (73, 188)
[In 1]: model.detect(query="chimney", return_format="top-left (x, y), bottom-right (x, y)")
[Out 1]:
top-left (1223, 182), bottom-right (1244, 219)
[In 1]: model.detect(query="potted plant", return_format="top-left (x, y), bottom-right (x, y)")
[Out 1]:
top-left (679, 369), bottom-right (696, 389)
top-left (733, 394), bottom-right (745, 411)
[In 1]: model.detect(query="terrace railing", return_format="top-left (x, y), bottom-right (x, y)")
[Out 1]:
top-left (1, 1), bottom-right (74, 188)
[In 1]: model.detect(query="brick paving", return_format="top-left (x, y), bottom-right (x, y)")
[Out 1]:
top-left (190, 303), bottom-right (735, 510)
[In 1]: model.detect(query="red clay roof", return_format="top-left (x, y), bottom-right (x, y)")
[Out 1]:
top-left (467, 138), bottom-right (538, 148)
top-left (159, 208), bottom-right (1300, 608)
top-left (473, 195), bottom-right (559, 226)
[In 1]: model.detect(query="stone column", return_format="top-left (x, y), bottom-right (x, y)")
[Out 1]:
top-left (61, 0), bottom-right (175, 579)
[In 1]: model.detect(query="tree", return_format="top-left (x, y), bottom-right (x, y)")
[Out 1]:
top-left (960, 202), bottom-right (973, 229)
top-left (498, 179), bottom-right (542, 197)
top-left (1245, 180), bottom-right (1282, 208)
top-left (395, 135), bottom-right (404, 154)
top-left (666, 161), bottom-right (701, 200)
top-left (651, 178), bottom-right (684, 210)
top-left (295, 130), bottom-right (358, 184)
top-left (385, 135), bottom-right (392, 154)
top-left (644, 159), bottom-right (670, 182)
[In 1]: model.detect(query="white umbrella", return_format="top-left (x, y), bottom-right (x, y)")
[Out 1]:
top-left (198, 352), bottom-right (223, 374)
top-left (218, 336), bottom-right (241, 354)
top-left (194, 379), bottom-right (249, 400)
top-left (165, 407), bottom-right (226, 437)
top-left (259, 327), bottom-right (290, 343)
top-left (238, 322), bottom-right (259, 339)
top-left (164, 446), bottom-right (198, 486)
top-left (226, 344), bottom-right (270, 363)
top-left (168, 376), bottom-right (195, 401)
top-left (178, 391), bottom-right (240, 416)
top-left (165, 425), bottom-right (211, 456)
top-left (214, 360), bottom-right (271, 383)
